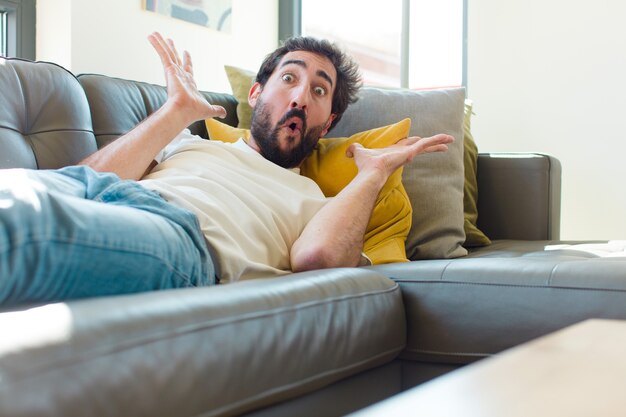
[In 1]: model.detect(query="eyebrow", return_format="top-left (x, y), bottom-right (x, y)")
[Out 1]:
top-left (280, 59), bottom-right (334, 88)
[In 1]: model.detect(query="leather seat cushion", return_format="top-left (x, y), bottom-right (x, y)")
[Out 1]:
top-left (370, 239), bottom-right (626, 364)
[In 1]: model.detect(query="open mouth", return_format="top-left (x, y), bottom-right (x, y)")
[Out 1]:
top-left (283, 117), bottom-right (303, 135)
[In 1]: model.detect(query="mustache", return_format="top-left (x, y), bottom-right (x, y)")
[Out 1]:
top-left (277, 108), bottom-right (306, 127)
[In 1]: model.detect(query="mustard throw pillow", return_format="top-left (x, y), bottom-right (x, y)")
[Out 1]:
top-left (463, 100), bottom-right (491, 247)
top-left (205, 117), bottom-right (413, 264)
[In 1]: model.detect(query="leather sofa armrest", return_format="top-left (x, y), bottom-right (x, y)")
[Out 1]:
top-left (476, 153), bottom-right (561, 240)
top-left (0, 269), bottom-right (405, 417)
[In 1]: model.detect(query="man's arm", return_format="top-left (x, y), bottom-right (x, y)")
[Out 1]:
top-left (79, 32), bottom-right (226, 180)
top-left (290, 134), bottom-right (454, 271)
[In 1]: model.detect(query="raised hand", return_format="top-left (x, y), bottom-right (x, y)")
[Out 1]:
top-left (291, 133), bottom-right (455, 272)
top-left (148, 32), bottom-right (227, 124)
top-left (346, 134), bottom-right (454, 180)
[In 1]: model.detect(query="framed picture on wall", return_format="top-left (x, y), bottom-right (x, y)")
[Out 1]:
top-left (143, 0), bottom-right (232, 33)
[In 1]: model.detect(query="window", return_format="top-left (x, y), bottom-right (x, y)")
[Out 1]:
top-left (1, 9), bottom-right (7, 57)
top-left (302, 0), bottom-right (403, 87)
top-left (408, 0), bottom-right (464, 89)
top-left (0, 0), bottom-right (35, 60)
top-left (283, 0), bottom-right (466, 90)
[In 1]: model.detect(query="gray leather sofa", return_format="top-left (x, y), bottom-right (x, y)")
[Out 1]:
top-left (2, 57), bottom-right (626, 417)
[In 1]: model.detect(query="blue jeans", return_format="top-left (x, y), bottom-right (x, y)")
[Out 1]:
top-left (0, 166), bottom-right (215, 307)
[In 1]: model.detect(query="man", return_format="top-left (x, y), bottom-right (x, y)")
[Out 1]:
top-left (0, 33), bottom-right (453, 306)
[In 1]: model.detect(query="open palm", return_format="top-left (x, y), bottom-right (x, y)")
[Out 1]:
top-left (148, 32), bottom-right (227, 123)
top-left (347, 134), bottom-right (455, 177)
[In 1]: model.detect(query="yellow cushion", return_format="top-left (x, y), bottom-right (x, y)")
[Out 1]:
top-left (204, 117), bottom-right (250, 143)
top-left (205, 117), bottom-right (413, 264)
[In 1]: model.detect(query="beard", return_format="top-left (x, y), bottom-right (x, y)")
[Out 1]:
top-left (250, 98), bottom-right (325, 168)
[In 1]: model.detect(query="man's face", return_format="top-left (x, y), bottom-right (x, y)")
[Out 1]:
top-left (248, 51), bottom-right (337, 168)
top-left (249, 97), bottom-right (327, 168)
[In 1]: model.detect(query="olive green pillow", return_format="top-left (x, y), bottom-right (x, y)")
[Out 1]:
top-left (224, 65), bottom-right (255, 129)
top-left (463, 100), bottom-right (491, 247)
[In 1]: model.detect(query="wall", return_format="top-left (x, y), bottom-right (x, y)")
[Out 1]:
top-left (36, 0), bottom-right (278, 93)
top-left (467, 0), bottom-right (626, 240)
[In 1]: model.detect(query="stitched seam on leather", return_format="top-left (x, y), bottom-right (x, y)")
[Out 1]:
top-left (402, 347), bottom-right (490, 358)
top-left (438, 260), bottom-right (454, 281)
top-left (394, 279), bottom-right (626, 293)
top-left (154, 282), bottom-right (400, 331)
top-left (92, 132), bottom-right (125, 137)
top-left (137, 83), bottom-right (156, 120)
top-left (13, 65), bottom-right (28, 134)
top-left (11, 64), bottom-right (39, 168)
top-left (196, 345), bottom-right (405, 417)
top-left (27, 128), bottom-right (95, 135)
top-left (187, 282), bottom-right (401, 330)
top-left (547, 155), bottom-right (554, 239)
top-left (1, 282), bottom-right (401, 382)
top-left (547, 262), bottom-right (560, 285)
top-left (0, 125), bottom-right (24, 134)
top-left (0, 125), bottom-right (95, 137)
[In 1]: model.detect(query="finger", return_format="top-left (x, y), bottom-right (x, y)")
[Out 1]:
top-left (183, 50), bottom-right (194, 76)
top-left (148, 32), bottom-right (173, 68)
top-left (166, 38), bottom-right (182, 67)
top-left (151, 32), bottom-right (179, 68)
top-left (426, 134), bottom-right (454, 144)
top-left (398, 136), bottom-right (421, 145)
top-left (422, 144), bottom-right (450, 153)
top-left (210, 104), bottom-right (228, 119)
top-left (346, 142), bottom-right (364, 158)
top-left (413, 134), bottom-right (453, 150)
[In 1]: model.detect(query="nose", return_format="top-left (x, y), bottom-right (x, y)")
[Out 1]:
top-left (290, 85), bottom-right (309, 112)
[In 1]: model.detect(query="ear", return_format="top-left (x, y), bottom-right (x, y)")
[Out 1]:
top-left (248, 82), bottom-right (262, 108)
top-left (320, 114), bottom-right (337, 137)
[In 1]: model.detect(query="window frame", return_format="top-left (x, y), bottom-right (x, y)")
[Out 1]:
top-left (279, 0), bottom-right (467, 89)
top-left (1, 9), bottom-right (7, 56)
top-left (0, 0), bottom-right (35, 60)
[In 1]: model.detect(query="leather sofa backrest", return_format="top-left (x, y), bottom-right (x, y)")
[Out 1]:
top-left (77, 73), bottom-right (240, 149)
top-left (0, 57), bottom-right (241, 171)
top-left (0, 58), bottom-right (98, 169)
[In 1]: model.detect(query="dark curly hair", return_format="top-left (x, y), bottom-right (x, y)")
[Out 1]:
top-left (255, 37), bottom-right (362, 130)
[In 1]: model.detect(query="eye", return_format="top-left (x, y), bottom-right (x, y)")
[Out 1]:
top-left (313, 86), bottom-right (327, 97)
top-left (281, 73), bottom-right (294, 82)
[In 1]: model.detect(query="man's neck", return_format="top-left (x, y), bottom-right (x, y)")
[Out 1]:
top-left (246, 135), bottom-right (262, 154)
top-left (244, 135), bottom-right (305, 170)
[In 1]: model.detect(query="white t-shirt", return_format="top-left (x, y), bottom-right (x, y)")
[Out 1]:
top-left (140, 130), bottom-right (329, 283)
